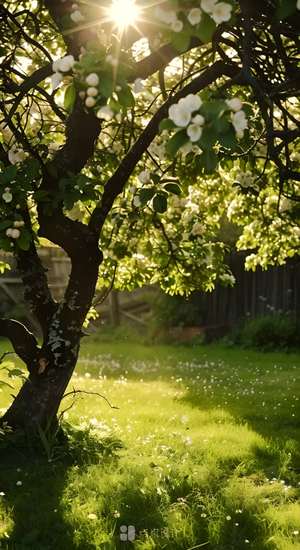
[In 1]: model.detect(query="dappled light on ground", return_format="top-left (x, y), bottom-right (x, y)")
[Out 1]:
top-left (0, 343), bottom-right (299, 548)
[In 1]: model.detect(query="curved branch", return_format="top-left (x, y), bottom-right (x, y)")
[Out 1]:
top-left (89, 60), bottom-right (240, 233)
top-left (0, 319), bottom-right (39, 370)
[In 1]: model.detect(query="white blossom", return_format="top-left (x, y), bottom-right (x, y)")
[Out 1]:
top-left (96, 106), bottom-right (114, 120)
top-left (226, 97), bottom-right (243, 112)
top-left (70, 10), bottom-right (84, 23)
top-left (51, 72), bottom-right (63, 90)
top-left (53, 55), bottom-right (75, 73)
top-left (192, 114), bottom-right (205, 125)
top-left (231, 110), bottom-right (248, 138)
top-left (178, 94), bottom-right (202, 113)
top-left (187, 123), bottom-right (203, 142)
top-left (201, 0), bottom-right (217, 13)
top-left (86, 73), bottom-right (99, 86)
top-left (297, 0), bottom-right (300, 9)
top-left (85, 96), bottom-right (96, 108)
top-left (154, 6), bottom-right (177, 25)
top-left (11, 228), bottom-right (20, 239)
top-left (191, 222), bottom-right (204, 236)
top-left (187, 8), bottom-right (202, 25)
top-left (138, 170), bottom-right (151, 184)
top-left (133, 196), bottom-right (141, 207)
top-left (133, 78), bottom-right (145, 94)
top-left (86, 87), bottom-right (98, 97)
top-left (8, 145), bottom-right (26, 165)
top-left (171, 19), bottom-right (184, 32)
top-left (211, 2), bottom-right (232, 24)
top-left (168, 104), bottom-right (191, 127)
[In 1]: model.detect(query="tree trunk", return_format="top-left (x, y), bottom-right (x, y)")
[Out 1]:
top-left (2, 354), bottom-right (77, 434)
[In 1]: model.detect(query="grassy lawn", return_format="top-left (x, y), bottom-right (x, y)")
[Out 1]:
top-left (0, 339), bottom-right (300, 549)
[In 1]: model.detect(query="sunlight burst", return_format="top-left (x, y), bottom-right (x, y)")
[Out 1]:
top-left (108, 0), bottom-right (141, 30)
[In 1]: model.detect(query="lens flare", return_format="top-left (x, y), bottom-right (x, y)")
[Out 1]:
top-left (108, 0), bottom-right (141, 30)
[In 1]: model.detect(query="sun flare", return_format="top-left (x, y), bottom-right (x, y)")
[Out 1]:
top-left (108, 0), bottom-right (141, 30)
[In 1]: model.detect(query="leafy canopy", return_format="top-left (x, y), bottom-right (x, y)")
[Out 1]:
top-left (0, 0), bottom-right (299, 296)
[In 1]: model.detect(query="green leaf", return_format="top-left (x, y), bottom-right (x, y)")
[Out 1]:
top-left (159, 119), bottom-right (176, 131)
top-left (0, 380), bottom-right (14, 389)
top-left (202, 150), bottom-right (218, 173)
top-left (99, 75), bottom-right (114, 98)
top-left (0, 220), bottom-right (13, 231)
top-left (150, 173), bottom-right (161, 185)
top-left (171, 29), bottom-right (191, 53)
top-left (164, 183), bottom-right (181, 195)
top-left (64, 83), bottom-right (76, 111)
top-left (1, 165), bottom-right (17, 184)
top-left (275, 0), bottom-right (297, 20)
top-left (16, 230), bottom-right (31, 251)
top-left (199, 126), bottom-right (217, 149)
top-left (139, 188), bottom-right (156, 205)
top-left (166, 130), bottom-right (189, 157)
top-left (153, 192), bottom-right (168, 213)
top-left (7, 368), bottom-right (24, 378)
top-left (219, 127), bottom-right (237, 149)
top-left (194, 13), bottom-right (216, 43)
top-left (117, 86), bottom-right (135, 109)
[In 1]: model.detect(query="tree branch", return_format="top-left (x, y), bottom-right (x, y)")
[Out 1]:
top-left (89, 61), bottom-right (240, 234)
top-left (0, 318), bottom-right (39, 370)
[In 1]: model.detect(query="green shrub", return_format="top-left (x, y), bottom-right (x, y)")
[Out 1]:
top-left (151, 293), bottom-right (204, 329)
top-left (237, 314), bottom-right (300, 350)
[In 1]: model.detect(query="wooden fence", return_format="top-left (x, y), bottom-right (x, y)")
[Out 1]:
top-left (195, 253), bottom-right (300, 327)
top-left (0, 248), bottom-right (299, 331)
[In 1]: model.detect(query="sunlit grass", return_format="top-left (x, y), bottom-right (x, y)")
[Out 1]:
top-left (0, 340), bottom-right (299, 548)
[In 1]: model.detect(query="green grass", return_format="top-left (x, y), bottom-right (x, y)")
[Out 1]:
top-left (0, 339), bottom-right (300, 549)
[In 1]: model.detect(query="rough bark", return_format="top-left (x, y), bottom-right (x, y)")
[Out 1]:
top-left (1, 348), bottom-right (78, 433)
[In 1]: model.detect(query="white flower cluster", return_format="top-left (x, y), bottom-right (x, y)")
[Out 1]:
top-left (51, 55), bottom-right (75, 90)
top-left (226, 98), bottom-right (248, 138)
top-left (201, 0), bottom-right (232, 24)
top-left (8, 145), bottom-right (26, 165)
top-left (70, 3), bottom-right (84, 23)
top-left (2, 187), bottom-right (13, 203)
top-left (5, 220), bottom-right (24, 240)
top-left (169, 94), bottom-right (204, 142)
top-left (154, 0), bottom-right (232, 31)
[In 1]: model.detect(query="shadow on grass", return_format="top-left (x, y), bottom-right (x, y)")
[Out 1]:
top-left (0, 426), bottom-right (123, 550)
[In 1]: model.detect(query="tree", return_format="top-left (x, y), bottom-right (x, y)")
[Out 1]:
top-left (0, 0), bottom-right (299, 435)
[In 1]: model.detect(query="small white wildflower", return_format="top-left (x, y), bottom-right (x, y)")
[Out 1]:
top-left (87, 513), bottom-right (97, 520)
top-left (188, 8), bottom-right (202, 25)
top-left (226, 515), bottom-right (231, 521)
top-left (86, 73), bottom-right (99, 86)
top-left (16, 481), bottom-right (22, 486)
